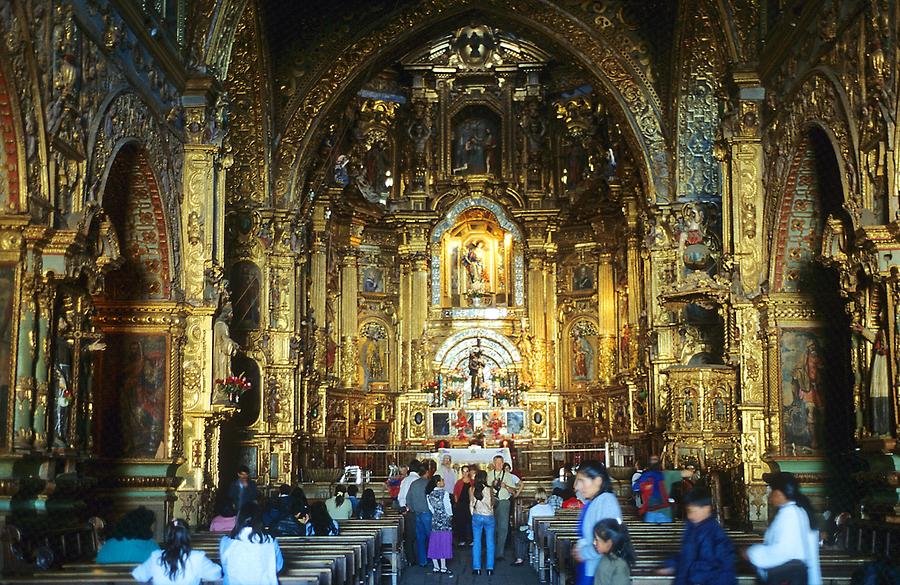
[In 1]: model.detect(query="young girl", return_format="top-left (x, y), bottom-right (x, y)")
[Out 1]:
top-left (132, 519), bottom-right (222, 584)
top-left (356, 488), bottom-right (384, 520)
top-left (592, 518), bottom-right (635, 585)
top-left (302, 501), bottom-right (340, 536)
top-left (219, 502), bottom-right (284, 585)
top-left (426, 474), bottom-right (454, 575)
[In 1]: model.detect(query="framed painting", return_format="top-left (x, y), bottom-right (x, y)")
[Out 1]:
top-left (95, 332), bottom-right (169, 459)
top-left (572, 264), bottom-right (594, 291)
top-left (778, 327), bottom-right (827, 454)
top-left (362, 267), bottom-right (385, 294)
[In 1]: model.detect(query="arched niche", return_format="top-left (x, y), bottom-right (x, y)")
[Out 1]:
top-left (99, 142), bottom-right (172, 300)
top-left (430, 197), bottom-right (523, 307)
top-left (358, 320), bottom-right (391, 391)
top-left (562, 318), bottom-right (600, 389)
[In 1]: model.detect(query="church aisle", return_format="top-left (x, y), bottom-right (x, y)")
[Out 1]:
top-left (400, 543), bottom-right (543, 585)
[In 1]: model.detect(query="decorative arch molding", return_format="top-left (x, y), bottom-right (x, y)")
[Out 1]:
top-left (0, 53), bottom-right (24, 212)
top-left (430, 196), bottom-right (525, 306)
top-left (273, 0), bottom-right (670, 209)
top-left (88, 90), bottom-right (182, 286)
top-left (765, 69), bottom-right (858, 245)
top-left (434, 327), bottom-right (521, 370)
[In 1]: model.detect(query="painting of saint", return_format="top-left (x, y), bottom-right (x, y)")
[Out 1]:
top-left (362, 267), bottom-right (385, 293)
top-left (433, 413), bottom-right (451, 436)
top-left (452, 109), bottom-right (500, 176)
top-left (99, 334), bottom-right (168, 458)
top-left (506, 411), bottom-right (524, 435)
top-left (571, 332), bottom-right (595, 381)
top-left (230, 261), bottom-right (261, 328)
top-left (573, 265), bottom-right (594, 291)
top-left (780, 329), bottom-right (826, 453)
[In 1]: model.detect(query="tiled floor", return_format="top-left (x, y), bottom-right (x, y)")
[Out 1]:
top-left (400, 541), bottom-right (543, 585)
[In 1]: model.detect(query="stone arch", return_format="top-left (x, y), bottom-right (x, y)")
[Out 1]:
top-left (273, 0), bottom-right (669, 209)
top-left (99, 142), bottom-right (173, 300)
top-left (434, 327), bottom-right (521, 371)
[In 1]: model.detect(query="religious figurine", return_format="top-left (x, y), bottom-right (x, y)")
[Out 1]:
top-left (213, 304), bottom-right (240, 391)
top-left (366, 340), bottom-right (384, 382)
top-left (334, 154), bottom-right (350, 186)
top-left (468, 341), bottom-right (486, 399)
top-left (852, 316), bottom-right (892, 437)
top-left (462, 240), bottom-right (489, 291)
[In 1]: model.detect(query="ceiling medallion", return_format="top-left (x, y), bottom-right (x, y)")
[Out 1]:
top-left (450, 25), bottom-right (499, 69)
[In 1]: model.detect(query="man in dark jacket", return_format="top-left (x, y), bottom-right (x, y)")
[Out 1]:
top-left (656, 486), bottom-right (737, 585)
top-left (227, 465), bottom-right (258, 516)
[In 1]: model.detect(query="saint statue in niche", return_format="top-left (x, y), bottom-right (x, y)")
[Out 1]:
top-left (452, 111), bottom-right (499, 176)
top-left (571, 332), bottom-right (595, 381)
top-left (365, 340), bottom-right (385, 382)
top-left (462, 240), bottom-right (490, 291)
top-left (467, 340), bottom-right (487, 399)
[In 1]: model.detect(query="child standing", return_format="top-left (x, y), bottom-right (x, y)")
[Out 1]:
top-left (656, 486), bottom-right (736, 585)
top-left (592, 518), bottom-right (635, 585)
top-left (426, 474), bottom-right (454, 575)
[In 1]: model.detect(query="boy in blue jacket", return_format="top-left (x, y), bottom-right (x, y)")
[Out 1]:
top-left (656, 486), bottom-right (737, 585)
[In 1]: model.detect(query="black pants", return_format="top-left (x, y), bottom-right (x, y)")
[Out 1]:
top-left (764, 560), bottom-right (807, 585)
top-left (454, 500), bottom-right (472, 543)
top-left (514, 530), bottom-right (530, 561)
top-left (403, 510), bottom-right (417, 565)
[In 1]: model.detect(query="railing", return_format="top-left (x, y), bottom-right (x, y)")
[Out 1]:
top-left (343, 446), bottom-right (424, 478)
top-left (840, 518), bottom-right (900, 559)
top-left (519, 443), bottom-right (610, 474)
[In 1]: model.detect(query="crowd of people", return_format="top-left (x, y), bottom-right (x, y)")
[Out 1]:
top-left (100, 457), bottom-right (835, 585)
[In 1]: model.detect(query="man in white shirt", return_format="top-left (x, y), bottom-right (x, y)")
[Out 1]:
top-left (512, 488), bottom-right (554, 566)
top-left (487, 455), bottom-right (521, 560)
top-left (398, 459), bottom-right (422, 566)
top-left (437, 454), bottom-right (458, 490)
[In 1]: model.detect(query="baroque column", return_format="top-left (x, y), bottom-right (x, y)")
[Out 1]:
top-left (596, 245), bottom-right (617, 384)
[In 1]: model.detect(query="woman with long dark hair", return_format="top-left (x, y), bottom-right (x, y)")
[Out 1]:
top-left (219, 502), bottom-right (284, 585)
top-left (302, 501), bottom-right (340, 536)
top-left (571, 461), bottom-right (623, 585)
top-left (469, 469), bottom-right (496, 575)
top-left (132, 519), bottom-right (222, 584)
top-left (746, 472), bottom-right (821, 585)
top-left (356, 488), bottom-right (384, 520)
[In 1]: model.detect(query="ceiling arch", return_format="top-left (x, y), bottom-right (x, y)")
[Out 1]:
top-left (272, 0), bottom-right (671, 211)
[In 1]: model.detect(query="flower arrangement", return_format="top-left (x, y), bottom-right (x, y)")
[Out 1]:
top-left (215, 373), bottom-right (251, 404)
top-left (453, 409), bottom-right (471, 439)
top-left (423, 380), bottom-right (439, 394)
top-left (494, 387), bottom-right (513, 403)
top-left (516, 382), bottom-right (532, 394)
top-left (443, 389), bottom-right (461, 403)
top-left (486, 411), bottom-right (504, 439)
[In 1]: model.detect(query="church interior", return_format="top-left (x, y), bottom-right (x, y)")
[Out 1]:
top-left (0, 0), bottom-right (899, 579)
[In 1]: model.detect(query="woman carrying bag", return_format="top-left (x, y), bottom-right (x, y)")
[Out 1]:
top-left (745, 472), bottom-right (821, 585)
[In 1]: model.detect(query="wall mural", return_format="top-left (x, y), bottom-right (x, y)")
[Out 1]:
top-left (96, 333), bottom-right (168, 459)
top-left (780, 328), bottom-right (827, 454)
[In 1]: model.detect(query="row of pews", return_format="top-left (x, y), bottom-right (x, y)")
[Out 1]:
top-left (530, 498), bottom-right (868, 585)
top-left (2, 513), bottom-right (404, 585)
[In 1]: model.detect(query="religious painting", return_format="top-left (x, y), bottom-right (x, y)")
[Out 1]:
top-left (359, 322), bottom-right (388, 390)
top-left (452, 106), bottom-right (500, 176)
top-left (433, 413), bottom-right (451, 436)
top-left (0, 264), bottom-right (15, 448)
top-left (96, 333), bottom-right (168, 459)
top-left (362, 267), bottom-right (385, 294)
top-left (506, 411), bottom-right (524, 435)
top-left (569, 320), bottom-right (599, 383)
top-left (562, 137), bottom-right (588, 191)
top-left (230, 261), bottom-right (261, 328)
top-left (573, 264), bottom-right (594, 291)
top-left (779, 328), bottom-right (827, 454)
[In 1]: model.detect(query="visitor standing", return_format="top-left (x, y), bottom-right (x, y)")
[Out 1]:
top-left (398, 459), bottom-right (421, 565)
top-left (469, 469), bottom-right (496, 575)
top-left (407, 462), bottom-right (432, 568)
top-left (226, 465), bottom-right (258, 518)
top-left (745, 472), bottom-right (821, 585)
top-left (636, 462), bottom-right (671, 523)
top-left (426, 474), bottom-right (454, 575)
top-left (437, 454), bottom-right (458, 488)
top-left (571, 460), bottom-right (623, 585)
top-left (655, 486), bottom-right (737, 585)
top-left (487, 455), bottom-right (521, 559)
top-left (454, 466), bottom-right (474, 546)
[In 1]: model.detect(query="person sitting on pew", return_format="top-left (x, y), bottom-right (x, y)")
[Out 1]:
top-left (220, 502), bottom-right (283, 585)
top-left (132, 518), bottom-right (222, 585)
top-left (512, 487), bottom-right (554, 567)
top-left (347, 484), bottom-right (361, 517)
top-left (591, 518), bottom-right (635, 585)
top-left (326, 487), bottom-right (353, 520)
top-left (547, 486), bottom-right (565, 511)
top-left (209, 502), bottom-right (237, 533)
top-left (571, 461), bottom-right (623, 585)
top-left (97, 506), bottom-right (160, 564)
top-left (300, 501), bottom-right (340, 536)
top-left (562, 486), bottom-right (585, 510)
top-left (291, 486), bottom-right (310, 517)
top-left (264, 484), bottom-right (295, 528)
top-left (655, 486), bottom-right (736, 585)
top-left (269, 484), bottom-right (307, 537)
top-left (356, 488), bottom-right (384, 520)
